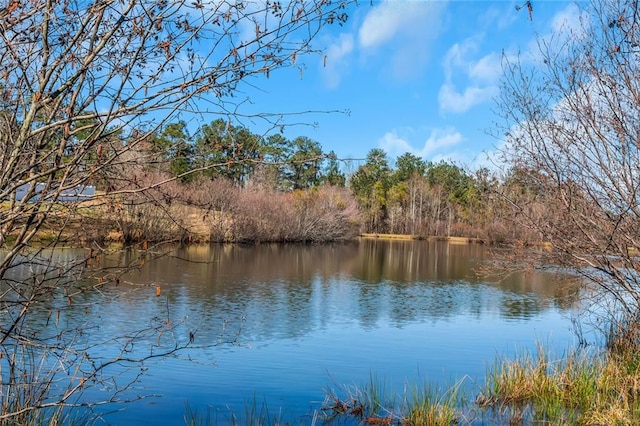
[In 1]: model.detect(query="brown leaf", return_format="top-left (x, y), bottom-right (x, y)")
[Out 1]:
top-left (7, 1), bottom-right (19, 13)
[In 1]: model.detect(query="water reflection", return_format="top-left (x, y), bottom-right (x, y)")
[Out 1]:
top-left (3, 240), bottom-right (581, 424)
top-left (110, 240), bottom-right (579, 343)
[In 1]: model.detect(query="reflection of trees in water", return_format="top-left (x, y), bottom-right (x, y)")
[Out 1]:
top-left (498, 271), bottom-right (581, 311)
top-left (377, 282), bottom-right (541, 326)
top-left (89, 241), bottom-right (582, 342)
top-left (500, 294), bottom-right (545, 320)
top-left (355, 240), bottom-right (486, 283)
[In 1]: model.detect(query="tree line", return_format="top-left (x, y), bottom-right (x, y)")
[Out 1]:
top-left (141, 118), bottom-right (346, 190)
top-left (348, 149), bottom-right (545, 243)
top-left (95, 117), bottom-right (547, 245)
top-left (1, 99), bottom-right (548, 244)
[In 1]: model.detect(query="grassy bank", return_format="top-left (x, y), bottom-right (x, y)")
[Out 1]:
top-left (477, 344), bottom-right (640, 424)
top-left (317, 343), bottom-right (640, 425)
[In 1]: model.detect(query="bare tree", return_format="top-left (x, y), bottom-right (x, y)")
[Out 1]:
top-left (0, 0), bottom-right (353, 421)
top-left (496, 0), bottom-right (640, 343)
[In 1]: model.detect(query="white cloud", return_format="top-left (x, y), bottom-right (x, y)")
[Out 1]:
top-left (379, 131), bottom-right (414, 156)
top-left (438, 83), bottom-right (498, 114)
top-left (438, 3), bottom-right (588, 115)
top-left (322, 33), bottom-right (355, 89)
top-left (379, 127), bottom-right (463, 159)
top-left (357, 1), bottom-right (447, 81)
top-left (469, 52), bottom-right (502, 83)
top-left (442, 37), bottom-right (478, 77)
top-left (358, 2), bottom-right (444, 50)
top-left (439, 37), bottom-right (500, 113)
top-left (421, 128), bottom-right (464, 156)
top-left (318, 0), bottom-right (447, 87)
top-left (358, 3), bottom-right (407, 49)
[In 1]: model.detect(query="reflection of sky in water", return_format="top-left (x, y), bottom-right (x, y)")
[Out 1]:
top-left (21, 241), bottom-right (580, 424)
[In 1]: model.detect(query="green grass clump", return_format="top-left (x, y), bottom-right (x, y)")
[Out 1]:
top-left (404, 381), bottom-right (462, 426)
top-left (478, 343), bottom-right (640, 424)
top-left (321, 374), bottom-right (465, 425)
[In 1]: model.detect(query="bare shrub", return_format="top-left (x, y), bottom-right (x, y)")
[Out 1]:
top-left (287, 186), bottom-right (360, 242)
top-left (232, 187), bottom-right (291, 242)
top-left (495, 0), bottom-right (640, 345)
top-left (109, 171), bottom-right (188, 243)
top-left (181, 178), bottom-right (240, 241)
top-left (485, 222), bottom-right (512, 245)
top-left (196, 183), bottom-right (360, 243)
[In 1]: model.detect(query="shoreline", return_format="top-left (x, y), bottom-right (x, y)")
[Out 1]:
top-left (359, 233), bottom-right (487, 244)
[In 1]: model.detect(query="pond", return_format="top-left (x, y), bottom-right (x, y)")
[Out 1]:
top-left (14, 239), bottom-right (584, 424)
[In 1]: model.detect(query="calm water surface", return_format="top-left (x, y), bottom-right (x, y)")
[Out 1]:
top-left (74, 240), bottom-right (580, 424)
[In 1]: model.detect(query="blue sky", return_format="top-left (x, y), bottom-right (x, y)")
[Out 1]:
top-left (230, 1), bottom-right (585, 170)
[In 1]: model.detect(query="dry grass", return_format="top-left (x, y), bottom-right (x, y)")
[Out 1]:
top-left (478, 342), bottom-right (640, 424)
